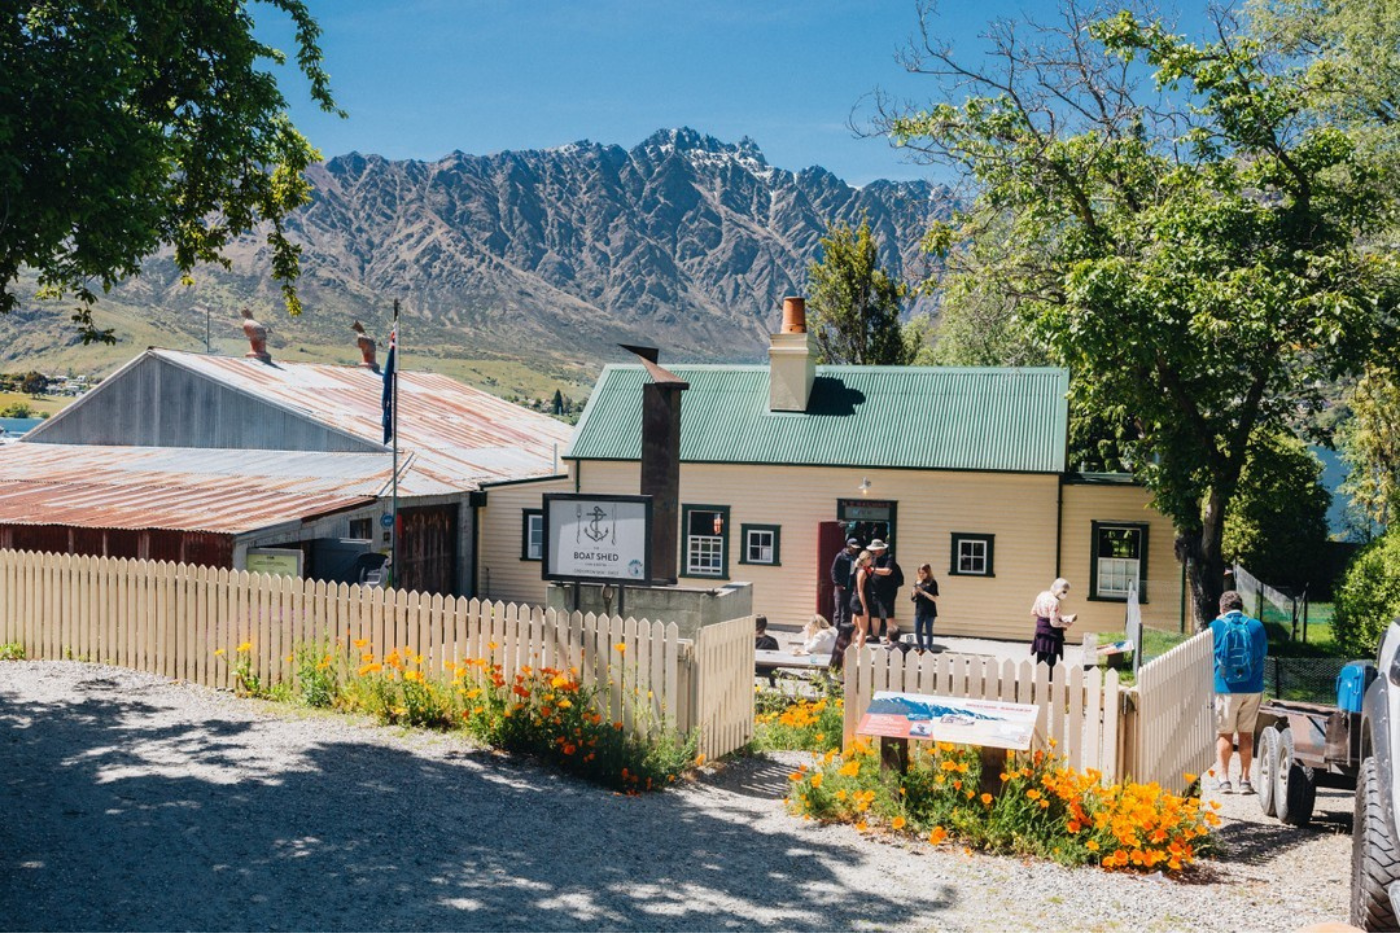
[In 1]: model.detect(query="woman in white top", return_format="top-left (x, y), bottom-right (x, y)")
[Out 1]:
top-left (1030, 578), bottom-right (1076, 672)
top-left (795, 614), bottom-right (836, 655)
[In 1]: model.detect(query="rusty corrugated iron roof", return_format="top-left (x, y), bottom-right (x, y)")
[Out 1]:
top-left (151, 349), bottom-right (573, 488)
top-left (0, 444), bottom-right (398, 534)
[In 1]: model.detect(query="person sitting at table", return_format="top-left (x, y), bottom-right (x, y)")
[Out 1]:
top-left (754, 615), bottom-right (779, 651)
top-left (795, 614), bottom-right (835, 656)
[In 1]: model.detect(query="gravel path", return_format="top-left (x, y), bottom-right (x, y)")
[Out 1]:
top-left (0, 661), bottom-right (1352, 932)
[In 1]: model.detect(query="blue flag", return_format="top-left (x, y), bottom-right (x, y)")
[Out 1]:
top-left (381, 323), bottom-right (396, 444)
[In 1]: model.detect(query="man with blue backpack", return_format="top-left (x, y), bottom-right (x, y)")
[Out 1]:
top-left (1211, 590), bottom-right (1269, 794)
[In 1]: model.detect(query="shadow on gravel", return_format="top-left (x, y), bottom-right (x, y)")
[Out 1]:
top-left (1215, 787), bottom-right (1354, 867)
top-left (0, 685), bottom-right (956, 932)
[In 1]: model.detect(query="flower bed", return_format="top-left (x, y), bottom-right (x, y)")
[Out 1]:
top-left (785, 739), bottom-right (1218, 872)
top-left (216, 640), bottom-right (698, 793)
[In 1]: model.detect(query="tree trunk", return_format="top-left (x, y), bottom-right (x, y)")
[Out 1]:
top-left (1178, 487), bottom-right (1231, 630)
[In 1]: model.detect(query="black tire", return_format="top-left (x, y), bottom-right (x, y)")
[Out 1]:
top-left (1275, 728), bottom-right (1317, 827)
top-left (1352, 756), bottom-right (1400, 931)
top-left (1257, 726), bottom-right (1280, 817)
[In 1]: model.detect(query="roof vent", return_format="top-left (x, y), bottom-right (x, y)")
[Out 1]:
top-left (241, 308), bottom-right (271, 363)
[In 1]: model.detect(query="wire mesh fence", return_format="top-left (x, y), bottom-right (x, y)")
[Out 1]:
top-left (1262, 656), bottom-right (1354, 705)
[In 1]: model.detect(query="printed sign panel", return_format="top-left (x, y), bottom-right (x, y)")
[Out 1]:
top-left (543, 494), bottom-right (652, 584)
top-left (857, 690), bottom-right (1039, 750)
top-left (246, 548), bottom-right (304, 578)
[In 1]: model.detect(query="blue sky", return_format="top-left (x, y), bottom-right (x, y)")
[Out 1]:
top-left (260, 1), bottom-right (1207, 187)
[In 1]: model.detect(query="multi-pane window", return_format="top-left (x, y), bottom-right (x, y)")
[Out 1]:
top-left (950, 533), bottom-right (995, 576)
top-left (740, 525), bottom-right (780, 566)
top-left (683, 506), bottom-right (729, 577)
top-left (349, 517), bottom-right (373, 540)
top-left (522, 510), bottom-right (543, 561)
top-left (1092, 522), bottom-right (1148, 600)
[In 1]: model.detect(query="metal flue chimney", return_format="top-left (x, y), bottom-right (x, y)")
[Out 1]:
top-left (620, 344), bottom-right (688, 585)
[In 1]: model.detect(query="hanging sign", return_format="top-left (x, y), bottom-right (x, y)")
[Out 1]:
top-left (543, 494), bottom-right (652, 584)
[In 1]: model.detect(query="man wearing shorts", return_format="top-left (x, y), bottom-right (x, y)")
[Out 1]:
top-left (1210, 590), bottom-right (1268, 794)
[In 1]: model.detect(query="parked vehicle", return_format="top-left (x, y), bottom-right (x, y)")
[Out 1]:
top-left (1354, 623), bottom-right (1400, 931)
top-left (1255, 661), bottom-right (1372, 828)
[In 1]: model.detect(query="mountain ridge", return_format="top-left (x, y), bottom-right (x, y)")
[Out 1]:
top-left (3, 128), bottom-right (951, 395)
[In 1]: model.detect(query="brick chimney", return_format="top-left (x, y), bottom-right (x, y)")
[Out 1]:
top-left (769, 296), bottom-right (816, 412)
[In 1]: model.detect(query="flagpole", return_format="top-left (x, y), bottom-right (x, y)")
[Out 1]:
top-left (390, 298), bottom-right (400, 590)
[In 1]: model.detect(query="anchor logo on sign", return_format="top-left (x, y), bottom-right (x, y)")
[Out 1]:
top-left (583, 505), bottom-right (616, 545)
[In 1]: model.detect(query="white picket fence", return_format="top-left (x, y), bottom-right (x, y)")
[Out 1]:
top-left (842, 647), bottom-right (1123, 781)
top-left (0, 550), bottom-right (754, 760)
top-left (1129, 630), bottom-right (1215, 792)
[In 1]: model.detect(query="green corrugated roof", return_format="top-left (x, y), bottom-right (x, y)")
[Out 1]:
top-left (566, 365), bottom-right (1069, 473)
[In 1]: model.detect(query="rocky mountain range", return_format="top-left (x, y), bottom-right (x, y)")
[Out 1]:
top-left (5, 128), bottom-right (951, 383)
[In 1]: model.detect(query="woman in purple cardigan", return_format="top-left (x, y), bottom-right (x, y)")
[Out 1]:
top-left (1030, 578), bottom-right (1077, 671)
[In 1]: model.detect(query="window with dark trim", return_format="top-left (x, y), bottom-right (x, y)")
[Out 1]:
top-left (740, 524), bottom-right (781, 566)
top-left (950, 533), bottom-right (995, 577)
top-left (1090, 521), bottom-right (1149, 602)
top-left (681, 505), bottom-right (730, 578)
top-left (521, 509), bottom-right (543, 561)
top-left (348, 517), bottom-right (373, 541)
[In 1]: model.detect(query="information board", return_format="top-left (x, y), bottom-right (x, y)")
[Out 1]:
top-left (857, 690), bottom-right (1039, 750)
top-left (543, 494), bottom-right (652, 584)
top-left (246, 548), bottom-right (304, 578)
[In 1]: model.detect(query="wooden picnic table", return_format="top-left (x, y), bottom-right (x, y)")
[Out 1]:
top-left (755, 649), bottom-right (830, 671)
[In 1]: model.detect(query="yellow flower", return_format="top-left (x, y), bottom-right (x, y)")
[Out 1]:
top-left (1183, 772), bottom-right (1198, 783)
top-left (980, 793), bottom-right (993, 806)
top-left (928, 826), bottom-right (948, 845)
top-left (404, 670), bottom-right (423, 682)
top-left (810, 773), bottom-right (824, 789)
top-left (285, 654), bottom-right (294, 663)
top-left (614, 642), bottom-right (627, 653)
top-left (835, 789), bottom-right (848, 801)
top-left (213, 648), bottom-right (226, 657)
top-left (891, 816), bottom-right (906, 830)
top-left (237, 642), bottom-right (252, 653)
top-left (838, 760), bottom-right (861, 778)
top-left (353, 639), bottom-right (368, 649)
top-left (1086, 840), bottom-right (1100, 852)
top-left (855, 821), bottom-right (868, 832)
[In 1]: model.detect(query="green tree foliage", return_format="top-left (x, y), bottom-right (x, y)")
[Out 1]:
top-left (1338, 366), bottom-right (1400, 529)
top-left (806, 219), bottom-right (911, 365)
top-left (1222, 435), bottom-right (1330, 590)
top-left (0, 1), bottom-right (341, 341)
top-left (1335, 530), bottom-right (1400, 652)
top-left (880, 1), bottom-right (1400, 625)
top-left (19, 372), bottom-right (47, 397)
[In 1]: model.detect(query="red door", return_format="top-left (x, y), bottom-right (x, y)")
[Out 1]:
top-left (816, 521), bottom-right (846, 617)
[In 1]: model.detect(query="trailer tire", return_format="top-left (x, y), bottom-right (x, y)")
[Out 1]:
top-left (1275, 728), bottom-right (1317, 827)
top-left (1257, 726), bottom-right (1280, 817)
top-left (1352, 756), bottom-right (1400, 931)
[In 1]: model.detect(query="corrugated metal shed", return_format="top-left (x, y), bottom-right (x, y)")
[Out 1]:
top-left (0, 443), bottom-right (388, 534)
top-left (567, 365), bottom-right (1070, 473)
top-left (28, 349), bottom-right (574, 490)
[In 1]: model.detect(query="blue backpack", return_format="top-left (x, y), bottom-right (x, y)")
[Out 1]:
top-left (1218, 615), bottom-right (1256, 685)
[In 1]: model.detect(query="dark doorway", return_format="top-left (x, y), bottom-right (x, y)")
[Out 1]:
top-left (398, 505), bottom-right (459, 596)
top-left (816, 520), bottom-right (847, 616)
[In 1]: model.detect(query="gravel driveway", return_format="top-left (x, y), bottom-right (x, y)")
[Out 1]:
top-left (0, 662), bottom-right (1353, 932)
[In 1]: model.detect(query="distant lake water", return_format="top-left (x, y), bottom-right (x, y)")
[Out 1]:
top-left (1312, 445), bottom-right (1355, 539)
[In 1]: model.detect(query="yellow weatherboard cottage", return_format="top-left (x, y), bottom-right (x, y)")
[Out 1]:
top-left (478, 299), bottom-right (1183, 641)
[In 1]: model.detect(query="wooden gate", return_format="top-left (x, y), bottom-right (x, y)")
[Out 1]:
top-left (398, 505), bottom-right (458, 596)
top-left (1129, 630), bottom-right (1215, 792)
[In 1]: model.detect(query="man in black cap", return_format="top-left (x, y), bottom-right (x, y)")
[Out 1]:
top-left (868, 539), bottom-right (903, 647)
top-left (830, 537), bottom-right (860, 632)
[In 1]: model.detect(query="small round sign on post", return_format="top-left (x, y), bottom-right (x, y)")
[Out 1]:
top-left (380, 513), bottom-right (395, 529)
